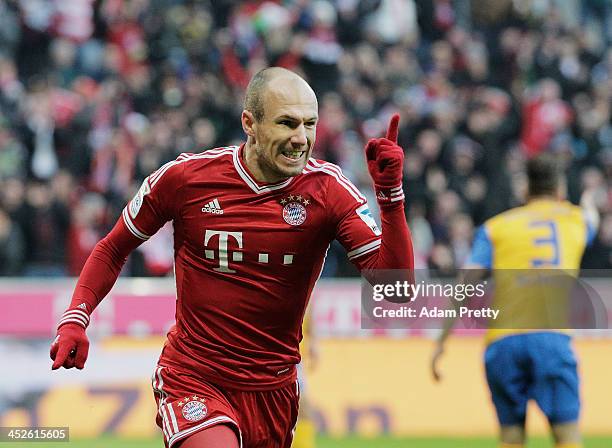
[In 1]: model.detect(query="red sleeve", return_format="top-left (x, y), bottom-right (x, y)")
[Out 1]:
top-left (121, 155), bottom-right (185, 241)
top-left (68, 219), bottom-right (142, 312)
top-left (326, 163), bottom-right (413, 271)
top-left (66, 155), bottom-right (186, 314)
top-left (355, 201), bottom-right (414, 271)
top-left (324, 164), bottom-right (381, 261)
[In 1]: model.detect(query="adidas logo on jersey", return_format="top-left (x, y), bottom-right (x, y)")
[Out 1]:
top-left (202, 199), bottom-right (224, 215)
top-left (376, 191), bottom-right (388, 200)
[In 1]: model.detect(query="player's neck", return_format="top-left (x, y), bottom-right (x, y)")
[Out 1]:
top-left (527, 194), bottom-right (561, 203)
top-left (242, 142), bottom-right (288, 184)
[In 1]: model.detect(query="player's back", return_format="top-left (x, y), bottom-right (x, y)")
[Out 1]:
top-left (473, 199), bottom-right (594, 342)
top-left (486, 199), bottom-right (588, 270)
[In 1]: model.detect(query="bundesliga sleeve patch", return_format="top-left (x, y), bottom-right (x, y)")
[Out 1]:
top-left (356, 204), bottom-right (381, 236)
top-left (129, 178), bottom-right (152, 219)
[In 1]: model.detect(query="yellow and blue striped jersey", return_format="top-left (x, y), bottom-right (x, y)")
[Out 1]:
top-left (467, 199), bottom-right (597, 343)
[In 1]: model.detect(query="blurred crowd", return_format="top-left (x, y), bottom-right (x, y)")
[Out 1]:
top-left (0, 0), bottom-right (611, 277)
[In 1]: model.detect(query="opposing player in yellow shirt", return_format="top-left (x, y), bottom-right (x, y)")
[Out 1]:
top-left (431, 154), bottom-right (599, 448)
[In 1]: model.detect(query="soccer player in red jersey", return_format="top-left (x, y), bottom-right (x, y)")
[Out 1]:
top-left (50, 67), bottom-right (414, 448)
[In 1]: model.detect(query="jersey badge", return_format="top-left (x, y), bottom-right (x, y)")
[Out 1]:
top-left (356, 204), bottom-right (381, 236)
top-left (280, 194), bottom-right (309, 226)
top-left (178, 395), bottom-right (208, 422)
top-left (129, 179), bottom-right (151, 219)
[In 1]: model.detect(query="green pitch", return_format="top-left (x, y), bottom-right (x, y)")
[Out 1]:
top-left (11, 436), bottom-right (612, 448)
top-left (320, 436), bottom-right (612, 447)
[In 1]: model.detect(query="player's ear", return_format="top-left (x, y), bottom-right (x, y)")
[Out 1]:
top-left (242, 110), bottom-right (256, 139)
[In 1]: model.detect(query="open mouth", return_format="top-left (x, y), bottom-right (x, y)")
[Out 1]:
top-left (280, 150), bottom-right (306, 161)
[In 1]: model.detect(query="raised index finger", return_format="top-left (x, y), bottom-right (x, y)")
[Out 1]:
top-left (386, 113), bottom-right (400, 143)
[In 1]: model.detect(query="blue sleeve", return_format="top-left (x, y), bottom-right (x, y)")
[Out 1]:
top-left (584, 214), bottom-right (597, 246)
top-left (468, 225), bottom-right (493, 269)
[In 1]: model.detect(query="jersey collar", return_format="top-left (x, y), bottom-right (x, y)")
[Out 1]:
top-left (233, 144), bottom-right (294, 194)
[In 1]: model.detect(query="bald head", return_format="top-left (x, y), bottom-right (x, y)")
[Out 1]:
top-left (244, 67), bottom-right (316, 122)
top-left (241, 67), bottom-right (318, 183)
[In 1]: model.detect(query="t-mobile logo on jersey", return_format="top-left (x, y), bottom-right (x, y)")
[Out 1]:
top-left (204, 230), bottom-right (243, 273)
top-left (204, 229), bottom-right (295, 273)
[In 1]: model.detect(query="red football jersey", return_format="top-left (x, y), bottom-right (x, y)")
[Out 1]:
top-left (122, 145), bottom-right (382, 390)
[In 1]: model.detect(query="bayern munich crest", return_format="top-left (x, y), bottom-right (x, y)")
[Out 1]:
top-left (179, 395), bottom-right (208, 422)
top-left (280, 194), bottom-right (310, 226)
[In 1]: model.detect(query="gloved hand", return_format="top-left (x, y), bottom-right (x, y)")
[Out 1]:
top-left (365, 114), bottom-right (405, 205)
top-left (50, 308), bottom-right (90, 370)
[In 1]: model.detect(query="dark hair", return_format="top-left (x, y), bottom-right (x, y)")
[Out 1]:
top-left (527, 154), bottom-right (563, 197)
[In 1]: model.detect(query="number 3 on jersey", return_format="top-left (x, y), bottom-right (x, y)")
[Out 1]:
top-left (529, 220), bottom-right (561, 267)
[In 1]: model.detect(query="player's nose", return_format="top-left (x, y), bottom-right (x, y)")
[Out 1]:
top-left (290, 124), bottom-right (308, 147)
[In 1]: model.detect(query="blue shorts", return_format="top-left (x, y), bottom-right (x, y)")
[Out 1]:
top-left (484, 332), bottom-right (579, 426)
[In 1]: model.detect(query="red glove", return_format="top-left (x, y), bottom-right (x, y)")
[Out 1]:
top-left (50, 307), bottom-right (91, 370)
top-left (365, 114), bottom-right (405, 205)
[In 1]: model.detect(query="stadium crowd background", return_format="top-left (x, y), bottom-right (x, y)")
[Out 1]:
top-left (0, 0), bottom-right (610, 278)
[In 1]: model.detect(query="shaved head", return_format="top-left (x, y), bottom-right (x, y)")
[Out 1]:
top-left (244, 67), bottom-right (316, 122)
top-left (241, 67), bottom-right (318, 183)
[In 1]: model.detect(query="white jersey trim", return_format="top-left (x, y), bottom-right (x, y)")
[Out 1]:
top-left (167, 402), bottom-right (180, 434)
top-left (168, 416), bottom-right (243, 448)
top-left (149, 148), bottom-right (235, 188)
top-left (57, 317), bottom-right (88, 328)
top-left (347, 239), bottom-right (381, 260)
top-left (160, 405), bottom-right (174, 441)
top-left (390, 185), bottom-right (405, 202)
top-left (122, 207), bottom-right (151, 240)
top-left (124, 148), bottom-right (236, 240)
top-left (149, 153), bottom-right (190, 187)
top-left (152, 366), bottom-right (243, 448)
top-left (152, 367), bottom-right (173, 442)
top-left (232, 146), bottom-right (293, 194)
top-left (303, 159), bottom-right (366, 204)
top-left (58, 309), bottom-right (89, 328)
